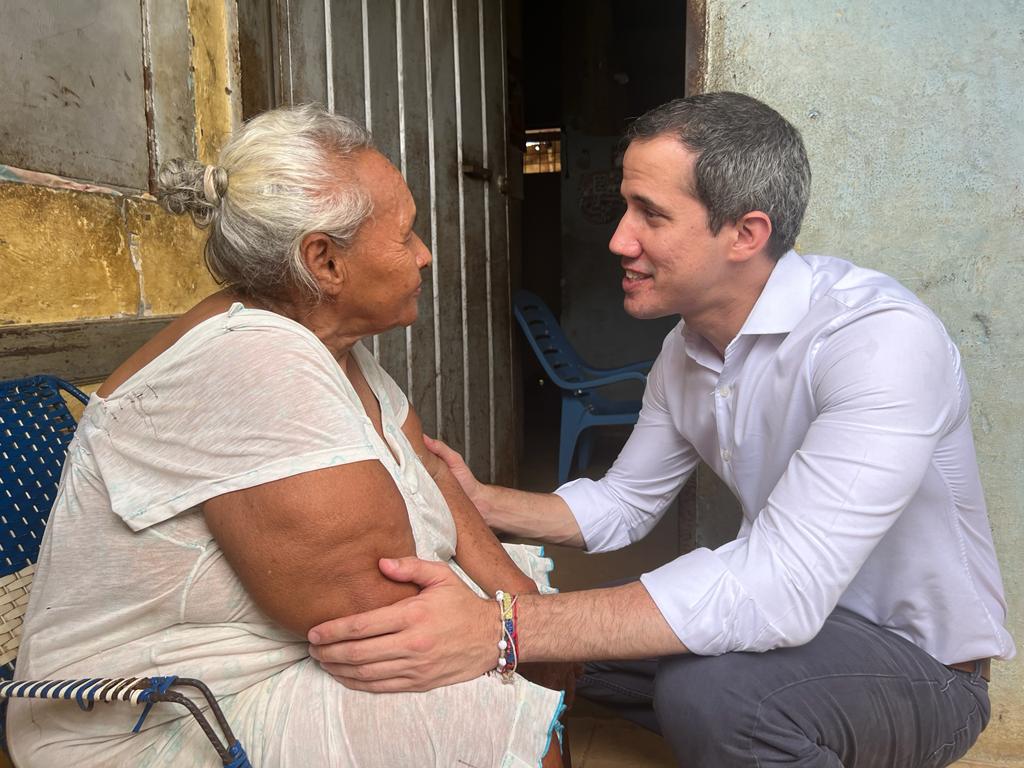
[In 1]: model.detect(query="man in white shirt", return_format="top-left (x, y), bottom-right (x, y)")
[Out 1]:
top-left (308, 92), bottom-right (1014, 767)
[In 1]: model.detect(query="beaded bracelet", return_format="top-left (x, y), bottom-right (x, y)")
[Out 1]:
top-left (494, 589), bottom-right (519, 683)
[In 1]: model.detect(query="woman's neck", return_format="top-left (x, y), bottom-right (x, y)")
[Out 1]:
top-left (229, 288), bottom-right (360, 365)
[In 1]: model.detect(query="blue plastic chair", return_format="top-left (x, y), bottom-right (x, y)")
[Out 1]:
top-left (0, 375), bottom-right (250, 766)
top-left (513, 291), bottom-right (653, 485)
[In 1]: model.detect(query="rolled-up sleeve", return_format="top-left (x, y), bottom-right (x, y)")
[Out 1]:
top-left (641, 305), bottom-right (961, 655)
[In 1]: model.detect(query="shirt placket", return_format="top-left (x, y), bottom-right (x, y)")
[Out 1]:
top-left (715, 337), bottom-right (750, 482)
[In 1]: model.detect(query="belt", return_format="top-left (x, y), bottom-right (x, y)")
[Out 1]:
top-left (947, 658), bottom-right (991, 682)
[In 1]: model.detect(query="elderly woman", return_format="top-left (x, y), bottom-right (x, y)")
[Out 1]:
top-left (9, 105), bottom-right (566, 767)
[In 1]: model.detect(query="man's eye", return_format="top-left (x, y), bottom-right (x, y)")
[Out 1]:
top-left (643, 208), bottom-right (661, 220)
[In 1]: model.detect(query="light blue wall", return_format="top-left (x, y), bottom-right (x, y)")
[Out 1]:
top-left (699, 0), bottom-right (1023, 759)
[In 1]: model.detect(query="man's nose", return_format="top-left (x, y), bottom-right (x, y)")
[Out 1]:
top-left (609, 216), bottom-right (640, 257)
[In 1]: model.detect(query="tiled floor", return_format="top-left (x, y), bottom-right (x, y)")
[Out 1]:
top-left (567, 701), bottom-right (674, 768)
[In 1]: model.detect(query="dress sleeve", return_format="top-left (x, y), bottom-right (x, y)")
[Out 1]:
top-left (92, 321), bottom-right (380, 531)
top-left (639, 303), bottom-right (961, 654)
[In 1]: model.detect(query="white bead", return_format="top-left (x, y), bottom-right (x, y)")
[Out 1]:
top-left (498, 639), bottom-right (508, 650)
top-left (497, 658), bottom-right (507, 668)
top-left (496, 590), bottom-right (504, 600)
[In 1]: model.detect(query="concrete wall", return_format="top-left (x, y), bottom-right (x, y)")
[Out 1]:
top-left (696, 0), bottom-right (1023, 761)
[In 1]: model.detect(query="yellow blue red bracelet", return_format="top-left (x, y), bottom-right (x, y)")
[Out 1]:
top-left (494, 589), bottom-right (519, 683)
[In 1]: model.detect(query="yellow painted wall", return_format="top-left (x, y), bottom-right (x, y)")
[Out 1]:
top-left (0, 183), bottom-right (215, 324)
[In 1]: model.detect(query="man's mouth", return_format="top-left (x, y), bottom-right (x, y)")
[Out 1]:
top-left (624, 269), bottom-right (651, 282)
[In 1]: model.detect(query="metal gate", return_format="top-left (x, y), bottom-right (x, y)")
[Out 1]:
top-left (239, 0), bottom-right (514, 483)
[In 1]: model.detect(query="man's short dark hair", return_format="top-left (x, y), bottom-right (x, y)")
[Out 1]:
top-left (626, 92), bottom-right (811, 259)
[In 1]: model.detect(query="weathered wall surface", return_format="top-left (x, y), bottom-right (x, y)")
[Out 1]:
top-left (697, 0), bottom-right (1023, 761)
top-left (0, 0), bottom-right (238, 331)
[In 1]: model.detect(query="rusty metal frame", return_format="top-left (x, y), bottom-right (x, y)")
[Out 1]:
top-left (685, 0), bottom-right (708, 96)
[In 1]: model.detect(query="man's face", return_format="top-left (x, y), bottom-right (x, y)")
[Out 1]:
top-left (610, 135), bottom-right (734, 320)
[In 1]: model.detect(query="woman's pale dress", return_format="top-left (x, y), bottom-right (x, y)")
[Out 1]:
top-left (9, 304), bottom-right (562, 767)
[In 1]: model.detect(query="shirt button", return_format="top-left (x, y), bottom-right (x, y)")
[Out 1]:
top-left (721, 448), bottom-right (732, 462)
top-left (718, 385), bottom-right (731, 398)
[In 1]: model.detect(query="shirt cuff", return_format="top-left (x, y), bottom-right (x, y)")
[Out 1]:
top-left (640, 546), bottom-right (782, 655)
top-left (554, 478), bottom-right (634, 553)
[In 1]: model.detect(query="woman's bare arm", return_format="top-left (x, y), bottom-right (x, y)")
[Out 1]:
top-left (203, 460), bottom-right (419, 637)
top-left (400, 409), bottom-right (538, 598)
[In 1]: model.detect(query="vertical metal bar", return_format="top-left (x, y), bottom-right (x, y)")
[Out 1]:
top-left (324, 0), bottom-right (335, 111)
top-left (452, 0), bottom-right (471, 463)
top-left (477, 0), bottom-right (496, 481)
top-left (140, 0), bottom-right (158, 194)
top-left (499, 0), bottom-right (514, 468)
top-left (423, 0), bottom-right (443, 436)
top-left (361, 0), bottom-right (373, 130)
top-left (284, 0), bottom-right (295, 103)
top-left (397, 0), bottom-right (414, 397)
top-left (268, 0), bottom-right (282, 108)
top-left (360, 0), bottom-right (381, 360)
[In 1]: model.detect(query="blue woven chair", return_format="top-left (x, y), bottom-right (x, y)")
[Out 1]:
top-left (0, 375), bottom-right (250, 767)
top-left (513, 291), bottom-right (653, 485)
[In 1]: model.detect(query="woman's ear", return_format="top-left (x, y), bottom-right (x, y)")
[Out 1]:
top-left (728, 210), bottom-right (773, 263)
top-left (300, 232), bottom-right (345, 295)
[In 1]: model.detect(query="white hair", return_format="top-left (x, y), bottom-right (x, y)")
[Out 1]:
top-left (157, 104), bottom-right (374, 301)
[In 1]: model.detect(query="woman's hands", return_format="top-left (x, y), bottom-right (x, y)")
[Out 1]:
top-left (308, 556), bottom-right (499, 692)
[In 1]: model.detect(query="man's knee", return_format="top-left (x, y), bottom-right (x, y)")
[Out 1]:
top-left (653, 654), bottom-right (754, 756)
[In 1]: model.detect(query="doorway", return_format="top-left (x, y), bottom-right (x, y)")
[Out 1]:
top-left (510, 0), bottom-right (693, 589)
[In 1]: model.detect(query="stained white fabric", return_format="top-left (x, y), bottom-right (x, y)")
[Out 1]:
top-left (557, 252), bottom-right (1015, 663)
top-left (10, 303), bottom-right (562, 767)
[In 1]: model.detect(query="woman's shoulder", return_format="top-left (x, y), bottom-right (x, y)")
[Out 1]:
top-left (99, 296), bottom-right (332, 400)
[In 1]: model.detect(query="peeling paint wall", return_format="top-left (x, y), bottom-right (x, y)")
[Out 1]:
top-left (0, 0), bottom-right (237, 330)
top-left (698, 0), bottom-right (1023, 761)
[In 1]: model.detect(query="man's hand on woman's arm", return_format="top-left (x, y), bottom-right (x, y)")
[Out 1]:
top-left (404, 411), bottom-right (581, 696)
top-left (307, 556), bottom-right (688, 692)
top-left (424, 436), bottom-right (586, 548)
top-left (402, 409), bottom-right (538, 598)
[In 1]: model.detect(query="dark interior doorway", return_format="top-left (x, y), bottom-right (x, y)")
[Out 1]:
top-left (511, 0), bottom-right (691, 588)
top-left (516, 0), bottom-right (687, 474)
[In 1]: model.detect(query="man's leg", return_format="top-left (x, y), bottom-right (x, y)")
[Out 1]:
top-left (653, 608), bottom-right (990, 767)
top-left (576, 658), bottom-right (661, 732)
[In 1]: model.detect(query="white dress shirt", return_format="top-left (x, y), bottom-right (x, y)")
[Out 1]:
top-left (557, 252), bottom-right (1015, 664)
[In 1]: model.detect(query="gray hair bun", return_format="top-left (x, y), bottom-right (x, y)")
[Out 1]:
top-left (157, 158), bottom-right (229, 228)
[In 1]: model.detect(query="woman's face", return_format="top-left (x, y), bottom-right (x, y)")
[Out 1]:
top-left (333, 150), bottom-right (432, 334)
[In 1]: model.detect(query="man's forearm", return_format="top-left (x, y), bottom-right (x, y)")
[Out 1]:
top-left (516, 581), bottom-right (688, 660)
top-left (476, 483), bottom-right (586, 548)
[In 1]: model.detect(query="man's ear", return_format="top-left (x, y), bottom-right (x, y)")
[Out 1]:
top-left (300, 232), bottom-right (345, 295)
top-left (728, 211), bottom-right (773, 263)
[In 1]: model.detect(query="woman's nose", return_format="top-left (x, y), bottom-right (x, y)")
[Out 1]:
top-left (415, 235), bottom-right (432, 268)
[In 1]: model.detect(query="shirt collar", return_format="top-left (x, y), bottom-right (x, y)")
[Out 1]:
top-left (679, 250), bottom-right (813, 370)
top-left (735, 250), bottom-right (813, 337)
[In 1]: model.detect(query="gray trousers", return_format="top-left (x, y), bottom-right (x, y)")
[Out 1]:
top-left (577, 608), bottom-right (990, 767)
